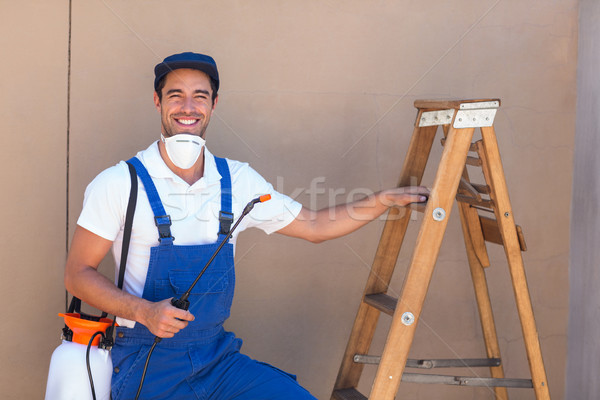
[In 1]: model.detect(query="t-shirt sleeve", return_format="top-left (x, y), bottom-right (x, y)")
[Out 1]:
top-left (76, 162), bottom-right (130, 241)
top-left (231, 162), bottom-right (302, 235)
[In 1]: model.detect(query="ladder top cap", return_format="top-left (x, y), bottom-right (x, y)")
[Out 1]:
top-left (414, 99), bottom-right (501, 110)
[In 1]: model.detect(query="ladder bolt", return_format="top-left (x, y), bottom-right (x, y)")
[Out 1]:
top-left (401, 312), bottom-right (415, 325)
top-left (433, 208), bottom-right (446, 221)
top-left (504, 212), bottom-right (509, 217)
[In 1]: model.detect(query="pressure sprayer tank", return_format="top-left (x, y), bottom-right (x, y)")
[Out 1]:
top-left (45, 313), bottom-right (114, 400)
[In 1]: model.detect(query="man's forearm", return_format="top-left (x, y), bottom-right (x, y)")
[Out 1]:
top-left (277, 187), bottom-right (428, 243)
top-left (65, 263), bottom-right (150, 322)
top-left (64, 226), bottom-right (194, 337)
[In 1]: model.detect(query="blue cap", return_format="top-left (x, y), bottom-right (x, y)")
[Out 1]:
top-left (154, 52), bottom-right (219, 92)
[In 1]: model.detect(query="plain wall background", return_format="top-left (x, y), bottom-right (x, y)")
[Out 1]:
top-left (0, 1), bottom-right (69, 398)
top-left (0, 1), bottom-right (579, 399)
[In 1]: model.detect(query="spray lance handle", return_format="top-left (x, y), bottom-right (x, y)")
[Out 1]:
top-left (170, 297), bottom-right (190, 311)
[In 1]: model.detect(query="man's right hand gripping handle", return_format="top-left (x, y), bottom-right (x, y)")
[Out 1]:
top-left (142, 298), bottom-right (194, 339)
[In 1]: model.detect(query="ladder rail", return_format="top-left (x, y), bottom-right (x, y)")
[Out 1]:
top-left (370, 125), bottom-right (475, 399)
top-left (457, 195), bottom-right (508, 400)
top-left (478, 127), bottom-right (550, 399)
top-left (332, 120), bottom-right (439, 393)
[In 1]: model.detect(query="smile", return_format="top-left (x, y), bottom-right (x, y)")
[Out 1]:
top-left (175, 118), bottom-right (199, 125)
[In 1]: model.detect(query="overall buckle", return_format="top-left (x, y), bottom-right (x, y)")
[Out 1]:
top-left (154, 215), bottom-right (173, 242)
top-left (218, 211), bottom-right (234, 235)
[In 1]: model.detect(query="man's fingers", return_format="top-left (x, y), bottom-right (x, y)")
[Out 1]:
top-left (400, 185), bottom-right (429, 194)
top-left (404, 194), bottom-right (427, 204)
top-left (144, 298), bottom-right (196, 337)
top-left (154, 316), bottom-right (190, 338)
top-left (172, 308), bottom-right (195, 322)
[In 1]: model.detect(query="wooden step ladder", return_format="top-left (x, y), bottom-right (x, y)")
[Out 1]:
top-left (331, 99), bottom-right (550, 400)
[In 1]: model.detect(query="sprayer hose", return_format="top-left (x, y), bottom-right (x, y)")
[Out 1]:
top-left (86, 332), bottom-right (106, 400)
top-left (134, 338), bottom-right (160, 400)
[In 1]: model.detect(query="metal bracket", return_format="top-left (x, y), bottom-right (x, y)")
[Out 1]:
top-left (454, 109), bottom-right (497, 128)
top-left (418, 109), bottom-right (454, 127)
top-left (459, 100), bottom-right (500, 110)
top-left (352, 355), bottom-right (502, 369)
top-left (453, 101), bottom-right (499, 129)
top-left (402, 373), bottom-right (533, 388)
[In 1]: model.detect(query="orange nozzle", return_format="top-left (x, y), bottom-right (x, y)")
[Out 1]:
top-left (259, 194), bottom-right (271, 202)
top-left (59, 313), bottom-right (115, 346)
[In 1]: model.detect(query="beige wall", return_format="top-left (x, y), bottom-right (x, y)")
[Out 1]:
top-left (0, 1), bottom-right (69, 399)
top-left (1, 1), bottom-right (577, 399)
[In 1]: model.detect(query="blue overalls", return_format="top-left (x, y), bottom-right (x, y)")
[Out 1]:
top-left (111, 156), bottom-right (316, 400)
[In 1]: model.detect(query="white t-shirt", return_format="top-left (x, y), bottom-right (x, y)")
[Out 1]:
top-left (77, 142), bottom-right (302, 326)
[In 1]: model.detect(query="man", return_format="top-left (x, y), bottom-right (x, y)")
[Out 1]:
top-left (65, 52), bottom-right (429, 399)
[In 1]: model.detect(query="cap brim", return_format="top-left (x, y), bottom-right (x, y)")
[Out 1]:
top-left (154, 61), bottom-right (219, 91)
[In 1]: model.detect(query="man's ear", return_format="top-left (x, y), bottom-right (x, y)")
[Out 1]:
top-left (153, 91), bottom-right (161, 112)
top-left (212, 94), bottom-right (219, 110)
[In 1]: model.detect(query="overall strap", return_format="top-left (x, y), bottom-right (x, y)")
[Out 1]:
top-left (118, 161), bottom-right (138, 289)
top-left (127, 157), bottom-right (174, 245)
top-left (105, 161), bottom-right (138, 342)
top-left (214, 156), bottom-right (233, 240)
top-left (103, 161), bottom-right (139, 318)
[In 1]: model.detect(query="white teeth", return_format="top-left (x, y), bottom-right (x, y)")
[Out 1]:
top-left (177, 119), bottom-right (197, 125)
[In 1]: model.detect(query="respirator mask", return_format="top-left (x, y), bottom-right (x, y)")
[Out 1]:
top-left (161, 133), bottom-right (205, 169)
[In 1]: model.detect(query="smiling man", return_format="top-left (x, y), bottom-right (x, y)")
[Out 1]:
top-left (64, 52), bottom-right (428, 399)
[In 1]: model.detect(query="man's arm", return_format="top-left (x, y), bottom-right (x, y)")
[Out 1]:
top-left (64, 226), bottom-right (194, 338)
top-left (277, 186), bottom-right (429, 243)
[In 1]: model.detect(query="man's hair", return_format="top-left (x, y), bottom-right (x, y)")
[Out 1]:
top-left (155, 74), bottom-right (219, 104)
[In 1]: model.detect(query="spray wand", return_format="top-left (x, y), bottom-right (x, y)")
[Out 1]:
top-left (135, 194), bottom-right (271, 400)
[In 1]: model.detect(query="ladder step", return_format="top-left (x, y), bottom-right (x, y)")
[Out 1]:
top-left (353, 355), bottom-right (501, 369)
top-left (402, 373), bottom-right (533, 388)
top-left (465, 156), bottom-right (482, 166)
top-left (456, 194), bottom-right (494, 208)
top-left (458, 178), bottom-right (490, 197)
top-left (364, 293), bottom-right (397, 316)
top-left (471, 182), bottom-right (490, 194)
top-left (480, 216), bottom-right (527, 251)
top-left (459, 178), bottom-right (482, 200)
top-left (441, 138), bottom-right (478, 153)
top-left (332, 388), bottom-right (368, 400)
top-left (441, 137), bottom-right (478, 152)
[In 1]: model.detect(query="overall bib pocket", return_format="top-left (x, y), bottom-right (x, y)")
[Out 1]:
top-left (154, 269), bottom-right (231, 327)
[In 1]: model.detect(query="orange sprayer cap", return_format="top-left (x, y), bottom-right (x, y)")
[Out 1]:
top-left (59, 313), bottom-right (115, 346)
top-left (259, 194), bottom-right (271, 202)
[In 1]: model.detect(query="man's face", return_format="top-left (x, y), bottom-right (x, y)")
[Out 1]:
top-left (154, 68), bottom-right (217, 138)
